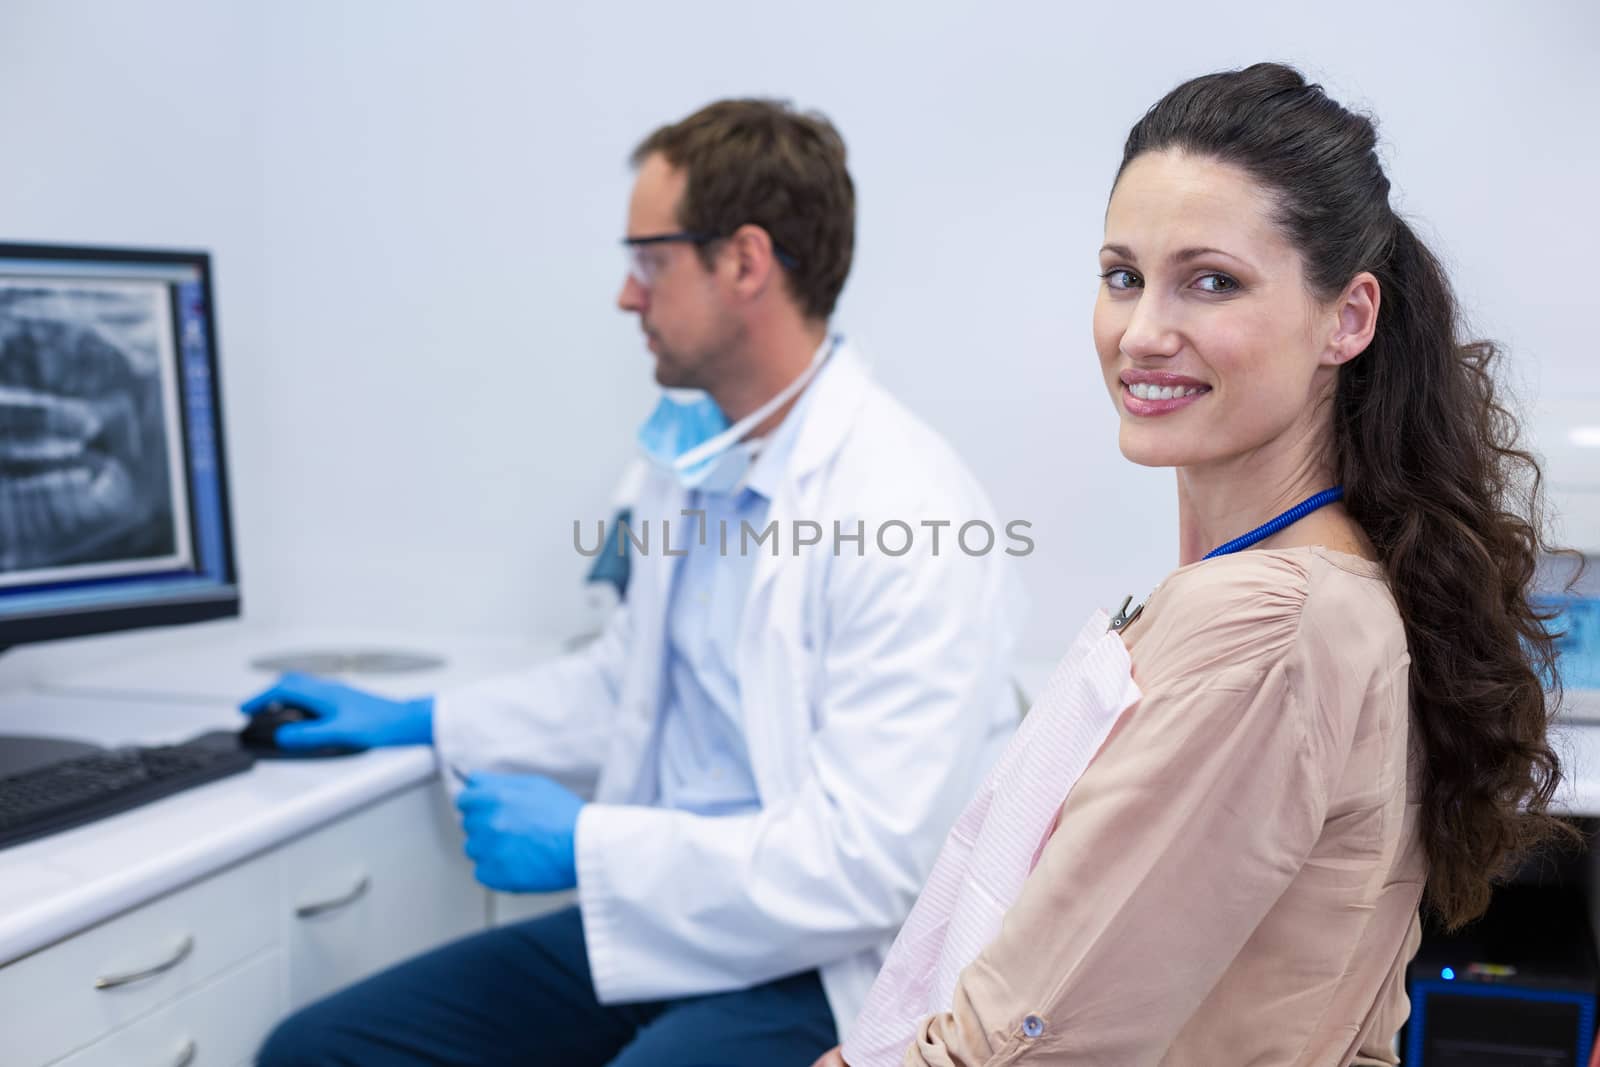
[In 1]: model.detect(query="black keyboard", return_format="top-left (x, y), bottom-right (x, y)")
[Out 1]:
top-left (0, 731), bottom-right (255, 850)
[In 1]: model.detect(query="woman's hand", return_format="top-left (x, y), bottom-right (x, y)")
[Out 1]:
top-left (810, 1045), bottom-right (848, 1067)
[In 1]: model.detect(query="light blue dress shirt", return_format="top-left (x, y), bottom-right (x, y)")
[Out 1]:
top-left (655, 380), bottom-right (817, 816)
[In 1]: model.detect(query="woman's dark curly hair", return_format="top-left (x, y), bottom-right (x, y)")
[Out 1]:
top-left (1117, 62), bottom-right (1576, 927)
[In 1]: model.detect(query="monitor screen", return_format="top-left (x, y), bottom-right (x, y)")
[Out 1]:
top-left (0, 242), bottom-right (239, 649)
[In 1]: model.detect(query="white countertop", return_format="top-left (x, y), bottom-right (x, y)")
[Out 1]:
top-left (15, 619), bottom-right (567, 704)
top-left (0, 624), bottom-right (563, 967)
top-left (0, 689), bottom-right (443, 966)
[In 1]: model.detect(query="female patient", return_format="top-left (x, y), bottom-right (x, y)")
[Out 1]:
top-left (826, 63), bottom-right (1572, 1066)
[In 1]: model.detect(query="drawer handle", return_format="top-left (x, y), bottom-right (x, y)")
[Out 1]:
top-left (173, 1039), bottom-right (197, 1067)
top-left (296, 874), bottom-right (371, 918)
top-left (93, 935), bottom-right (194, 990)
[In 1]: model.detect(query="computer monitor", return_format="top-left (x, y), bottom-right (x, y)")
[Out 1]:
top-left (0, 242), bottom-right (239, 653)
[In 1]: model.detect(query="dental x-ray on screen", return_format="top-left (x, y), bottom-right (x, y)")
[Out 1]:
top-left (0, 278), bottom-right (192, 586)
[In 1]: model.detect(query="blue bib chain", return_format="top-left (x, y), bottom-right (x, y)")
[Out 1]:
top-left (1202, 487), bottom-right (1345, 559)
top-left (1109, 486), bottom-right (1346, 632)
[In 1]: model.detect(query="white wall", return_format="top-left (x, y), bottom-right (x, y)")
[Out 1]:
top-left (2, 0), bottom-right (1597, 668)
top-left (0, 0), bottom-right (273, 678)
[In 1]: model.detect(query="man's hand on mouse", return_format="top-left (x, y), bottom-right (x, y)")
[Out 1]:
top-left (455, 773), bottom-right (584, 893)
top-left (239, 672), bottom-right (434, 750)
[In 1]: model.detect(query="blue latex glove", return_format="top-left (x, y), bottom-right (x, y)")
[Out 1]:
top-left (239, 672), bottom-right (434, 750)
top-left (456, 772), bottom-right (585, 893)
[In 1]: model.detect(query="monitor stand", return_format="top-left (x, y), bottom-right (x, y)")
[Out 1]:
top-left (250, 648), bottom-right (446, 675)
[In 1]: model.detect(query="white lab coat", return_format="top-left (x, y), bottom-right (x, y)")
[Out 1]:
top-left (434, 343), bottom-right (1022, 1037)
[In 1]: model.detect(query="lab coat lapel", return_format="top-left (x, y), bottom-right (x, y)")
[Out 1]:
top-left (739, 344), bottom-right (872, 797)
top-left (743, 344), bottom-right (871, 607)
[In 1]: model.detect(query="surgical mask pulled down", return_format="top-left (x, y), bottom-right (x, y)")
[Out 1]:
top-left (636, 337), bottom-right (834, 493)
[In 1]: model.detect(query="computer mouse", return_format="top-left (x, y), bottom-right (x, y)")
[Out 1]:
top-left (238, 701), bottom-right (367, 759)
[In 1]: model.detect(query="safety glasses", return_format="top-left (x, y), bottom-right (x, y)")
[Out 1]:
top-left (621, 231), bottom-right (799, 288)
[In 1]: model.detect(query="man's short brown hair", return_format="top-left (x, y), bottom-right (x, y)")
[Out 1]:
top-left (632, 99), bottom-right (855, 321)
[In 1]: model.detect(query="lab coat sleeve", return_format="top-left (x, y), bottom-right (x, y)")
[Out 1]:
top-left (575, 536), bottom-right (1016, 1005)
top-left (432, 600), bottom-right (632, 791)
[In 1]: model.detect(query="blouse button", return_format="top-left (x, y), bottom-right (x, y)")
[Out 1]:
top-left (1022, 1014), bottom-right (1045, 1038)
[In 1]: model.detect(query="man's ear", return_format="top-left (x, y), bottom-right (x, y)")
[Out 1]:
top-left (724, 223), bottom-right (778, 299)
top-left (1322, 271), bottom-right (1380, 367)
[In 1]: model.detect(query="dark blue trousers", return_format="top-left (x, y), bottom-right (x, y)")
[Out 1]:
top-left (257, 905), bottom-right (837, 1066)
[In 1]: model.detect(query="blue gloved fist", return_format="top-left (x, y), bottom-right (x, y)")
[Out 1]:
top-left (239, 672), bottom-right (434, 750)
top-left (456, 772), bottom-right (584, 894)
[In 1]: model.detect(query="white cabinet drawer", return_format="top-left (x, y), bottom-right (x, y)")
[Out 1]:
top-left (0, 855), bottom-right (278, 1067)
top-left (50, 950), bottom-right (282, 1067)
top-left (281, 782), bottom-right (483, 1009)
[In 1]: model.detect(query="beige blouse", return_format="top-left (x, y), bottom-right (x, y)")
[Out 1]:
top-left (904, 546), bottom-right (1425, 1066)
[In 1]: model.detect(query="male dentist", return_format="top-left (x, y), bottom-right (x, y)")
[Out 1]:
top-left (253, 99), bottom-right (1020, 1065)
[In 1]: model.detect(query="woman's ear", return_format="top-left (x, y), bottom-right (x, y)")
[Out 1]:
top-left (1324, 271), bottom-right (1381, 366)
